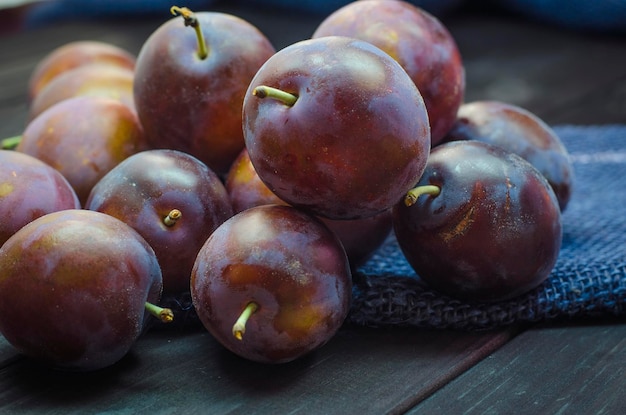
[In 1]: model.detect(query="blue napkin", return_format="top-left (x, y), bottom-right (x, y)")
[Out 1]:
top-left (22, 1), bottom-right (626, 34)
top-left (351, 125), bottom-right (626, 329)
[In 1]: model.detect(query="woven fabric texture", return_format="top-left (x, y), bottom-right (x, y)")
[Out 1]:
top-left (350, 125), bottom-right (626, 330)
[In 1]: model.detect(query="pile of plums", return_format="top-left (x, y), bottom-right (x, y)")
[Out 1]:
top-left (0, 0), bottom-right (572, 370)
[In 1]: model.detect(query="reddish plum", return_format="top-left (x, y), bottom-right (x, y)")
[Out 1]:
top-left (191, 204), bottom-right (352, 364)
top-left (444, 100), bottom-right (574, 210)
top-left (393, 141), bottom-right (562, 302)
top-left (17, 95), bottom-right (149, 205)
top-left (29, 64), bottom-right (135, 120)
top-left (0, 150), bottom-right (80, 247)
top-left (28, 40), bottom-right (135, 100)
top-left (243, 35), bottom-right (431, 220)
top-left (312, 0), bottom-right (465, 145)
top-left (0, 209), bottom-right (169, 371)
top-left (133, 7), bottom-right (276, 175)
top-left (86, 149), bottom-right (233, 294)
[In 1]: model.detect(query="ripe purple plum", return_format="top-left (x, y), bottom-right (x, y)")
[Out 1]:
top-left (0, 209), bottom-right (170, 371)
top-left (191, 204), bottom-right (352, 364)
top-left (393, 140), bottom-right (562, 302)
top-left (243, 35), bottom-right (431, 220)
top-left (86, 149), bottom-right (233, 294)
top-left (312, 0), bottom-right (465, 146)
top-left (133, 6), bottom-right (276, 175)
top-left (444, 100), bottom-right (574, 211)
top-left (0, 150), bottom-right (80, 247)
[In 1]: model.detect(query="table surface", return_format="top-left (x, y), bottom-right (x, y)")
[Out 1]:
top-left (1, 4), bottom-right (626, 414)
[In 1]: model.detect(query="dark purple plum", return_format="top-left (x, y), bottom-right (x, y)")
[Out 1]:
top-left (225, 147), bottom-right (392, 269)
top-left (393, 140), bottom-right (562, 302)
top-left (191, 204), bottom-right (352, 364)
top-left (133, 7), bottom-right (276, 175)
top-left (243, 35), bottom-right (431, 220)
top-left (85, 149), bottom-right (233, 294)
top-left (0, 209), bottom-right (169, 371)
top-left (0, 150), bottom-right (80, 247)
top-left (443, 100), bottom-right (573, 210)
top-left (312, 0), bottom-right (465, 146)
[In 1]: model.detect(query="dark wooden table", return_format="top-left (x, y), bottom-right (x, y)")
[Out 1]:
top-left (1, 4), bottom-right (626, 414)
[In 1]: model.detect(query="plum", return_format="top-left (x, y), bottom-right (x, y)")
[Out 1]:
top-left (393, 140), bottom-right (562, 302)
top-left (17, 95), bottom-right (149, 205)
top-left (312, 0), bottom-right (465, 146)
top-left (243, 35), bottom-right (431, 220)
top-left (443, 100), bottom-right (574, 210)
top-left (29, 63), bottom-right (135, 120)
top-left (0, 209), bottom-right (168, 371)
top-left (28, 40), bottom-right (135, 100)
top-left (0, 150), bottom-right (80, 247)
top-left (86, 149), bottom-right (233, 294)
top-left (133, 7), bottom-right (276, 175)
top-left (225, 147), bottom-right (289, 213)
top-left (191, 204), bottom-right (352, 364)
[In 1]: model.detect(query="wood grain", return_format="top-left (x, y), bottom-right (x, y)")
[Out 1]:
top-left (412, 318), bottom-right (626, 414)
top-left (0, 325), bottom-right (516, 414)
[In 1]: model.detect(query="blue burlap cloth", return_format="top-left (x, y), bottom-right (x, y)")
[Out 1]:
top-left (350, 125), bottom-right (626, 330)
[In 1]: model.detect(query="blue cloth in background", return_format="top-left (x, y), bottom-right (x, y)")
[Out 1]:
top-left (351, 125), bottom-right (626, 330)
top-left (238, 0), bottom-right (464, 17)
top-left (22, 0), bottom-right (214, 27)
top-left (21, 0), bottom-right (626, 34)
top-left (493, 0), bottom-right (626, 34)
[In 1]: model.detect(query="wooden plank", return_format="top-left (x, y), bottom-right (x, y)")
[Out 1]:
top-left (541, 74), bottom-right (626, 125)
top-left (410, 318), bottom-right (626, 414)
top-left (0, 325), bottom-right (517, 414)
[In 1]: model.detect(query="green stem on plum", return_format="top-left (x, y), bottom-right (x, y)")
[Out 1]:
top-left (404, 184), bottom-right (441, 207)
top-left (1, 135), bottom-right (21, 150)
top-left (163, 209), bottom-right (182, 227)
top-left (253, 86), bottom-right (298, 106)
top-left (232, 302), bottom-right (258, 341)
top-left (145, 302), bottom-right (174, 323)
top-left (170, 6), bottom-right (208, 60)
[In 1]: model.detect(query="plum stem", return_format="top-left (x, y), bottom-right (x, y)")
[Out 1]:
top-left (1, 135), bottom-right (22, 150)
top-left (404, 184), bottom-right (441, 207)
top-left (163, 209), bottom-right (182, 227)
top-left (253, 86), bottom-right (298, 106)
top-left (232, 302), bottom-right (258, 341)
top-left (145, 302), bottom-right (174, 323)
top-left (170, 6), bottom-right (208, 60)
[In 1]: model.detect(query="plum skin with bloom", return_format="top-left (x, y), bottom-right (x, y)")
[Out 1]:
top-left (393, 141), bottom-right (562, 302)
top-left (242, 35), bottom-right (431, 220)
top-left (191, 204), bottom-right (352, 364)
